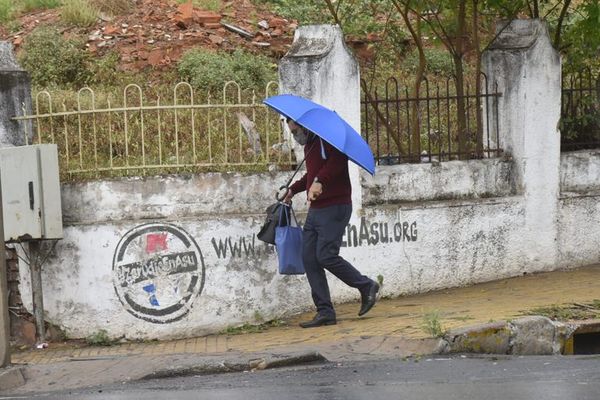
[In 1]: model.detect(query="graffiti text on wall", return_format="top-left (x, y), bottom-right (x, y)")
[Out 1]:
top-left (342, 218), bottom-right (417, 247)
top-left (210, 218), bottom-right (417, 261)
top-left (211, 235), bottom-right (274, 259)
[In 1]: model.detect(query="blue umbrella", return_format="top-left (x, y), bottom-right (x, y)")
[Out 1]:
top-left (264, 94), bottom-right (375, 176)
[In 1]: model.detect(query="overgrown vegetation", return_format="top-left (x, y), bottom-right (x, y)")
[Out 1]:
top-left (0, 0), bottom-right (16, 22)
top-left (178, 48), bottom-right (277, 94)
top-left (19, 27), bottom-right (91, 87)
top-left (0, 0), bottom-right (61, 23)
top-left (60, 0), bottom-right (98, 27)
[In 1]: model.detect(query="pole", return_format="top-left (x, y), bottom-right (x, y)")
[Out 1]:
top-left (28, 241), bottom-right (45, 344)
top-left (0, 173), bottom-right (10, 367)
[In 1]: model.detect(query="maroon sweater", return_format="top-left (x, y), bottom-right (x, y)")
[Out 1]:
top-left (289, 137), bottom-right (352, 208)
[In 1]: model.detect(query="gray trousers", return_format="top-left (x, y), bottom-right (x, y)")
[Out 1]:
top-left (302, 204), bottom-right (372, 318)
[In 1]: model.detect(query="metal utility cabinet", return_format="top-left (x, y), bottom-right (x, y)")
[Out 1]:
top-left (0, 144), bottom-right (63, 242)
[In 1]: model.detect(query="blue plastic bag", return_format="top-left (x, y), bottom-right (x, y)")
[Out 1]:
top-left (275, 204), bottom-right (305, 275)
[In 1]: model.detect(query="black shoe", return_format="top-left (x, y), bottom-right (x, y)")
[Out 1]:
top-left (299, 314), bottom-right (337, 328)
top-left (358, 281), bottom-right (380, 316)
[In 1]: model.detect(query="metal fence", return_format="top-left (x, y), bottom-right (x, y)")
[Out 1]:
top-left (361, 73), bottom-right (502, 164)
top-left (13, 76), bottom-right (507, 182)
top-left (12, 81), bottom-right (291, 180)
top-left (561, 69), bottom-right (600, 152)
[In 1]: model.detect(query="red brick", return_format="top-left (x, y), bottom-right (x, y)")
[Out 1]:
top-left (268, 17), bottom-right (287, 28)
top-left (204, 22), bottom-right (222, 29)
top-left (104, 24), bottom-right (120, 35)
top-left (195, 10), bottom-right (222, 24)
top-left (175, 1), bottom-right (194, 29)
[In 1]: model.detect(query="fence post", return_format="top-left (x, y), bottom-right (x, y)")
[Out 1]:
top-left (278, 25), bottom-right (363, 211)
top-left (482, 20), bottom-right (561, 268)
top-left (0, 42), bottom-right (33, 147)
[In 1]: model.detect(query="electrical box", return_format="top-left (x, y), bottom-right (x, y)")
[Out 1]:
top-left (0, 144), bottom-right (63, 242)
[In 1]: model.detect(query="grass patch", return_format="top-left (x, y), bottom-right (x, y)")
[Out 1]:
top-left (220, 319), bottom-right (286, 335)
top-left (178, 48), bottom-right (277, 93)
top-left (0, 0), bottom-right (15, 23)
top-left (20, 0), bottom-right (61, 12)
top-left (421, 310), bottom-right (446, 337)
top-left (522, 301), bottom-right (600, 321)
top-left (61, 0), bottom-right (98, 27)
top-left (89, 0), bottom-right (133, 16)
top-left (177, 0), bottom-right (221, 12)
top-left (85, 329), bottom-right (116, 346)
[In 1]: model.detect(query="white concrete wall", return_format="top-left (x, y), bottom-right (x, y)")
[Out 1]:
top-left (16, 154), bottom-right (600, 340)
top-left (558, 150), bottom-right (600, 268)
top-left (560, 150), bottom-right (600, 193)
top-left (362, 158), bottom-right (515, 205)
top-left (17, 166), bottom-right (530, 340)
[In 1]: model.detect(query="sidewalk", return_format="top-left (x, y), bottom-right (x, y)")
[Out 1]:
top-left (3, 264), bottom-right (600, 394)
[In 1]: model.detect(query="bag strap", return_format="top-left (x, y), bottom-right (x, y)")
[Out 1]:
top-left (278, 203), bottom-right (299, 227)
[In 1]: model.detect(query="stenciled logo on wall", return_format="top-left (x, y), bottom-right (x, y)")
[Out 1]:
top-left (112, 222), bottom-right (205, 324)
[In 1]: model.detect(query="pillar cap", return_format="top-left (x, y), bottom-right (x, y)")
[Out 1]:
top-left (284, 25), bottom-right (343, 58)
top-left (489, 19), bottom-right (550, 50)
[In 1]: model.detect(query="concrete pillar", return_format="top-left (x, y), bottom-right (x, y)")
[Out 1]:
top-left (278, 25), bottom-right (363, 211)
top-left (482, 20), bottom-right (561, 268)
top-left (0, 176), bottom-right (9, 367)
top-left (0, 41), bottom-right (33, 147)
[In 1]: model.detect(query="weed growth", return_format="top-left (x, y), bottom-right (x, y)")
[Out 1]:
top-left (523, 302), bottom-right (600, 321)
top-left (421, 310), bottom-right (445, 337)
top-left (90, 0), bottom-right (133, 16)
top-left (61, 0), bottom-right (98, 27)
top-left (220, 319), bottom-right (286, 335)
top-left (85, 329), bottom-right (115, 346)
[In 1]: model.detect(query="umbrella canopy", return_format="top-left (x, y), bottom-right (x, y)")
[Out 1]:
top-left (264, 94), bottom-right (375, 175)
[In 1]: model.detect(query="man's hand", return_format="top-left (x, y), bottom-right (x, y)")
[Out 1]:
top-left (308, 181), bottom-right (323, 202)
top-left (283, 189), bottom-right (294, 204)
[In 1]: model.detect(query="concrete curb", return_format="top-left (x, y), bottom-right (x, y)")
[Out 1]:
top-left (0, 366), bottom-right (25, 391)
top-left (440, 316), bottom-right (577, 355)
top-left (140, 351), bottom-right (327, 380)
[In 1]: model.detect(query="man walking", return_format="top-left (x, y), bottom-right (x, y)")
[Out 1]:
top-left (284, 120), bottom-right (379, 328)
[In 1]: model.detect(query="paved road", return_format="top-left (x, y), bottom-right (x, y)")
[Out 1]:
top-left (7, 355), bottom-right (600, 400)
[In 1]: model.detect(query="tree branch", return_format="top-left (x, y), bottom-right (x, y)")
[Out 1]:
top-left (323, 0), bottom-right (343, 28)
top-left (554, 0), bottom-right (572, 49)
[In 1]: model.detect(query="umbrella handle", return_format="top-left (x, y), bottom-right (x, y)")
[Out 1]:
top-left (276, 185), bottom-right (289, 202)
